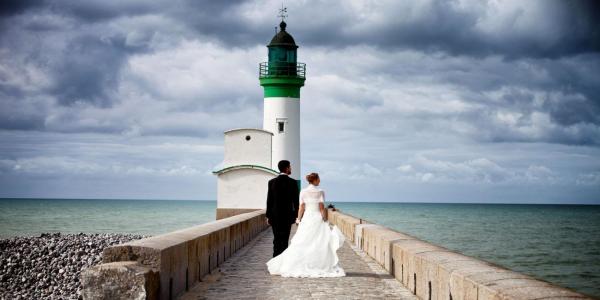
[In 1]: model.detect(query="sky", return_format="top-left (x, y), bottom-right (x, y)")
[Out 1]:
top-left (0, 0), bottom-right (599, 204)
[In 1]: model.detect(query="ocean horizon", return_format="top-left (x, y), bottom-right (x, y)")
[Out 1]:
top-left (0, 198), bottom-right (599, 297)
top-left (3, 197), bottom-right (599, 203)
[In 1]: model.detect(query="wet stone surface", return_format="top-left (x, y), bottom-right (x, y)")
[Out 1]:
top-left (181, 227), bottom-right (417, 300)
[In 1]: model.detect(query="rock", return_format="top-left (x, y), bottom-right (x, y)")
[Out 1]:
top-left (0, 233), bottom-right (149, 299)
top-left (81, 262), bottom-right (159, 300)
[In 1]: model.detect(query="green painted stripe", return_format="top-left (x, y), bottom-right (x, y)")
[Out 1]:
top-left (212, 164), bottom-right (279, 175)
top-left (260, 77), bottom-right (305, 98)
top-left (263, 86), bottom-right (300, 98)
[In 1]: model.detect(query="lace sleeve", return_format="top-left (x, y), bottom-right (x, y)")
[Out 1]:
top-left (319, 190), bottom-right (325, 203)
top-left (299, 189), bottom-right (305, 205)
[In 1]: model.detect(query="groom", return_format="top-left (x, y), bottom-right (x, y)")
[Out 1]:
top-left (266, 160), bottom-right (299, 257)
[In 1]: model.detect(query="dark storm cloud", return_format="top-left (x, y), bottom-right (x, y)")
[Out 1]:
top-left (365, 49), bottom-right (600, 131)
top-left (0, 0), bottom-right (599, 143)
top-left (48, 32), bottom-right (154, 108)
top-left (162, 0), bottom-right (600, 59)
top-left (450, 54), bottom-right (600, 130)
top-left (0, 0), bottom-right (252, 113)
top-left (0, 106), bottom-right (45, 131)
top-left (294, 1), bottom-right (600, 59)
top-left (542, 55), bottom-right (600, 126)
top-left (50, 35), bottom-right (126, 107)
top-left (0, 1), bottom-right (156, 109)
top-left (174, 0), bottom-right (251, 35)
top-left (53, 0), bottom-right (158, 22)
top-left (0, 0), bottom-right (43, 16)
top-left (2, 1), bottom-right (599, 57)
top-left (0, 0), bottom-right (158, 21)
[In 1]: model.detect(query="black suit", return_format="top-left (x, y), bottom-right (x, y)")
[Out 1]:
top-left (266, 174), bottom-right (299, 257)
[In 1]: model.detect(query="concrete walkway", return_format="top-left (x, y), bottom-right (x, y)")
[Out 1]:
top-left (180, 227), bottom-right (418, 300)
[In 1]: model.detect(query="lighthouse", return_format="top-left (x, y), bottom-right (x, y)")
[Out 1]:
top-left (213, 16), bottom-right (305, 219)
top-left (260, 20), bottom-right (306, 186)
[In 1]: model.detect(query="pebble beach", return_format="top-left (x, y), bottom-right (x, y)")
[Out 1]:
top-left (0, 233), bottom-right (148, 300)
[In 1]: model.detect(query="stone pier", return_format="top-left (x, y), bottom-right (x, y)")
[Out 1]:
top-left (179, 227), bottom-right (417, 300)
top-left (81, 209), bottom-right (594, 300)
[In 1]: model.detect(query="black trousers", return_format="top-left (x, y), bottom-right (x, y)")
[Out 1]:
top-left (271, 222), bottom-right (292, 257)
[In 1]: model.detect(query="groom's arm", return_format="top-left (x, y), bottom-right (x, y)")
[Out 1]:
top-left (293, 179), bottom-right (300, 213)
top-left (266, 180), bottom-right (274, 223)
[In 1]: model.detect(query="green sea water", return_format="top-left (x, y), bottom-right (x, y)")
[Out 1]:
top-left (0, 199), bottom-right (598, 297)
top-left (0, 198), bottom-right (216, 237)
top-left (334, 202), bottom-right (600, 298)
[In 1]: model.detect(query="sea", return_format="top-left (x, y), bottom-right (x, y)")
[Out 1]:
top-left (0, 199), bottom-right (598, 297)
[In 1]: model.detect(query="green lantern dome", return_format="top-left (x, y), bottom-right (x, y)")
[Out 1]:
top-left (259, 21), bottom-right (306, 98)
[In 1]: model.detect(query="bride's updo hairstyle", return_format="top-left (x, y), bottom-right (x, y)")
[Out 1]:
top-left (306, 173), bottom-right (319, 184)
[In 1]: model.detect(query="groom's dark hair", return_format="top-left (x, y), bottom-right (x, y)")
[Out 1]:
top-left (277, 160), bottom-right (290, 172)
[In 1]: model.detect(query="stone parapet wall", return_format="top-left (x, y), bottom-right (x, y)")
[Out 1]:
top-left (216, 208), bottom-right (261, 220)
top-left (327, 209), bottom-right (592, 300)
top-left (81, 210), bottom-right (268, 300)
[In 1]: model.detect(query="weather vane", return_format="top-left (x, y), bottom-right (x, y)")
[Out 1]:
top-left (278, 4), bottom-right (288, 22)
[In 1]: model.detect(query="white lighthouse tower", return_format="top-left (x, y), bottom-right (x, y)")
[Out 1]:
top-left (213, 15), bottom-right (305, 219)
top-left (260, 20), bottom-right (305, 186)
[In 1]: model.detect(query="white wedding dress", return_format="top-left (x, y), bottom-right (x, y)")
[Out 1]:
top-left (266, 184), bottom-right (345, 277)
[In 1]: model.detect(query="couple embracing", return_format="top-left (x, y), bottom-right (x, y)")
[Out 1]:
top-left (265, 160), bottom-right (345, 278)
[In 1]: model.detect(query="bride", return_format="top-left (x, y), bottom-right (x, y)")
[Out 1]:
top-left (266, 173), bottom-right (345, 277)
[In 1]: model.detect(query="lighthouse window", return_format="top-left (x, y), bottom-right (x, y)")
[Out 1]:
top-left (245, 135), bottom-right (251, 141)
top-left (277, 118), bottom-right (287, 133)
top-left (277, 118), bottom-right (287, 134)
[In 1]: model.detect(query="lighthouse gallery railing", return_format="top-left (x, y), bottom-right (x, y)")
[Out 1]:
top-left (259, 62), bottom-right (306, 79)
